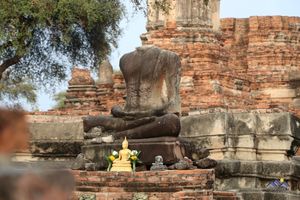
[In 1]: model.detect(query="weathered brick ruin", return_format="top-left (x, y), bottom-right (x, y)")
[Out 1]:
top-left (22, 1), bottom-right (300, 199)
top-left (73, 169), bottom-right (238, 200)
top-left (63, 67), bottom-right (125, 115)
top-left (60, 1), bottom-right (300, 118)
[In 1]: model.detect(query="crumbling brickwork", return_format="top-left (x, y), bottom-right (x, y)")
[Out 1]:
top-left (73, 169), bottom-right (238, 200)
top-left (46, 0), bottom-right (300, 117)
top-left (42, 69), bottom-right (126, 116)
top-left (222, 16), bottom-right (300, 115)
top-left (141, 15), bottom-right (300, 116)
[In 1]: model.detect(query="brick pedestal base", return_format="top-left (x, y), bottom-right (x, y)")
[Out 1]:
top-left (73, 169), bottom-right (237, 200)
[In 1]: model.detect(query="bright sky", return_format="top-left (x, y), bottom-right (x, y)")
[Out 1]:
top-left (35, 0), bottom-right (300, 111)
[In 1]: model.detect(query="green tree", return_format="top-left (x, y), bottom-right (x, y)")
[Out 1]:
top-left (0, 0), bottom-right (124, 85)
top-left (130, 0), bottom-right (171, 14)
top-left (0, 79), bottom-right (36, 107)
top-left (0, 0), bottom-right (173, 106)
top-left (52, 91), bottom-right (66, 109)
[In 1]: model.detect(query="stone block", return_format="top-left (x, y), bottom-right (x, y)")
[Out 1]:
top-left (255, 113), bottom-right (293, 136)
top-left (181, 113), bottom-right (227, 137)
top-left (180, 112), bottom-right (300, 161)
top-left (209, 149), bottom-right (228, 160)
top-left (195, 135), bottom-right (227, 149)
top-left (215, 177), bottom-right (258, 191)
top-left (29, 121), bottom-right (84, 140)
top-left (82, 137), bottom-right (193, 169)
top-left (20, 116), bottom-right (86, 161)
top-left (257, 150), bottom-right (288, 161)
top-left (261, 88), bottom-right (296, 98)
top-left (215, 160), bottom-right (300, 192)
top-left (240, 191), bottom-right (300, 200)
top-left (256, 135), bottom-right (293, 150)
top-left (224, 148), bottom-right (257, 160)
top-left (180, 113), bottom-right (300, 161)
top-left (227, 135), bottom-right (255, 148)
top-left (30, 140), bottom-right (82, 156)
top-left (230, 113), bottom-right (257, 135)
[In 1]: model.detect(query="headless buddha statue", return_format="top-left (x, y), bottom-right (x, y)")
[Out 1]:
top-left (110, 137), bottom-right (132, 172)
top-left (83, 46), bottom-right (181, 141)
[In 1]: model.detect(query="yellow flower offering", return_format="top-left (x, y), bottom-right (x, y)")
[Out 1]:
top-left (131, 155), bottom-right (138, 161)
top-left (280, 178), bottom-right (285, 183)
top-left (109, 155), bottom-right (116, 161)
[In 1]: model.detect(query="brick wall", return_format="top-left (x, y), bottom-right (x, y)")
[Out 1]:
top-left (221, 16), bottom-right (300, 116)
top-left (141, 16), bottom-right (300, 116)
top-left (37, 16), bottom-right (300, 117)
top-left (72, 169), bottom-right (237, 200)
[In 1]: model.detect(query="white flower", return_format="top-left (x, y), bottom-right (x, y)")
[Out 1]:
top-left (131, 150), bottom-right (138, 155)
top-left (112, 150), bottom-right (118, 156)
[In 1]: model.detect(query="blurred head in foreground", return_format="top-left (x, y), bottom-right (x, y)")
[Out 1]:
top-left (0, 169), bottom-right (75, 200)
top-left (0, 108), bottom-right (29, 154)
top-left (0, 108), bottom-right (74, 200)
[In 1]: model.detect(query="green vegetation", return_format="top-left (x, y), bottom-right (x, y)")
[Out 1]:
top-left (0, 79), bottom-right (36, 107)
top-left (52, 91), bottom-right (67, 109)
top-left (0, 0), bottom-right (172, 106)
top-left (0, 0), bottom-right (124, 85)
top-left (130, 0), bottom-right (171, 14)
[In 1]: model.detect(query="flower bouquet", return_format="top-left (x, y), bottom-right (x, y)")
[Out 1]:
top-left (105, 150), bottom-right (118, 171)
top-left (130, 150), bottom-right (141, 172)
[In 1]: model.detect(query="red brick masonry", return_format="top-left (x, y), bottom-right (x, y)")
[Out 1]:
top-left (39, 16), bottom-right (300, 118)
top-left (72, 169), bottom-right (237, 200)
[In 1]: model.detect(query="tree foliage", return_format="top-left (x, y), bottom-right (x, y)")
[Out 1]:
top-left (0, 0), bottom-right (124, 86)
top-left (0, 79), bottom-right (36, 107)
top-left (0, 0), bottom-right (177, 106)
top-left (130, 0), bottom-right (171, 14)
top-left (52, 91), bottom-right (66, 109)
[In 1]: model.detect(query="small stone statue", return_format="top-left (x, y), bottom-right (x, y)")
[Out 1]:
top-left (150, 155), bottom-right (168, 171)
top-left (110, 137), bottom-right (132, 172)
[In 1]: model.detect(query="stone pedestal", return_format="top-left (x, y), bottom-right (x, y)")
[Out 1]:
top-left (215, 159), bottom-right (300, 200)
top-left (82, 137), bottom-right (195, 169)
top-left (181, 112), bottom-right (300, 161)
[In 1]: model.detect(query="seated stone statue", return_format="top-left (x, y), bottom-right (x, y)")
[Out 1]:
top-left (83, 46), bottom-right (181, 141)
top-left (110, 138), bottom-right (132, 172)
top-left (150, 155), bottom-right (168, 171)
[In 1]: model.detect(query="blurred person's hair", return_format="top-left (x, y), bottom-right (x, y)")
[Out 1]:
top-left (0, 108), bottom-right (25, 133)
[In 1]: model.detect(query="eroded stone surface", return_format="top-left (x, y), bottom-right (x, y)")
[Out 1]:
top-left (215, 159), bottom-right (300, 195)
top-left (120, 46), bottom-right (181, 114)
top-left (98, 60), bottom-right (113, 84)
top-left (180, 112), bottom-right (300, 161)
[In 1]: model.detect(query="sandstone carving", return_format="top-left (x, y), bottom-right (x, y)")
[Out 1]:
top-left (83, 46), bottom-right (181, 140)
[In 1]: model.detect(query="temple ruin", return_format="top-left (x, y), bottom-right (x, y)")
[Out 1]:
top-left (18, 0), bottom-right (300, 199)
